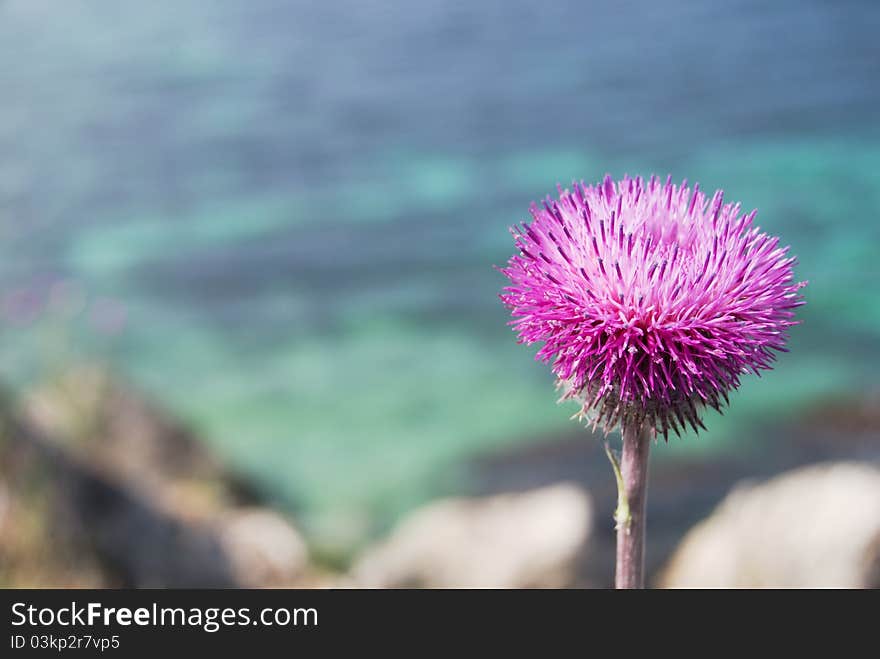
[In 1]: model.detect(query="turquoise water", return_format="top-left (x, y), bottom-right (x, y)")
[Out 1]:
top-left (1, 1), bottom-right (879, 540)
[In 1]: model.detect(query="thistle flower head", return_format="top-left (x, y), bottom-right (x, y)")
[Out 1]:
top-left (500, 174), bottom-right (806, 438)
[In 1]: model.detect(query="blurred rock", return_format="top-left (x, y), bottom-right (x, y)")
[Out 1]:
top-left (23, 365), bottom-right (251, 515)
top-left (0, 405), bottom-right (107, 587)
top-left (216, 509), bottom-right (309, 587)
top-left (1, 366), bottom-right (312, 588)
top-left (659, 462), bottom-right (880, 588)
top-left (353, 483), bottom-right (592, 588)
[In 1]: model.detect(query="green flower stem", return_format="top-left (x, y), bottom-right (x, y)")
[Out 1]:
top-left (603, 439), bottom-right (629, 530)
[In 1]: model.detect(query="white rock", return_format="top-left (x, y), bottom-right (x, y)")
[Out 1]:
top-left (660, 462), bottom-right (880, 588)
top-left (353, 483), bottom-right (592, 588)
top-left (217, 509), bottom-right (310, 587)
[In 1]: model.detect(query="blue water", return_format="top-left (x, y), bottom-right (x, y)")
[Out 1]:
top-left (2, 0), bottom-right (879, 541)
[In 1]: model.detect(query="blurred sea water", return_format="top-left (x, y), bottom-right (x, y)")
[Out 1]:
top-left (1, 0), bottom-right (879, 537)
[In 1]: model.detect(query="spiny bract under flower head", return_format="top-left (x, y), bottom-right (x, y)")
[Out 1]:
top-left (500, 174), bottom-right (806, 439)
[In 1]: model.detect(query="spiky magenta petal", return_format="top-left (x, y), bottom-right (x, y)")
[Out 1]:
top-left (499, 174), bottom-right (806, 438)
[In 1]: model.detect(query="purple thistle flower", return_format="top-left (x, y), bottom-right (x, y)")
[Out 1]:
top-left (500, 174), bottom-right (807, 439)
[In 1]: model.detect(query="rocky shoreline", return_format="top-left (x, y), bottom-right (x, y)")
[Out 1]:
top-left (470, 396), bottom-right (880, 587)
top-left (2, 367), bottom-right (878, 588)
top-left (0, 368), bottom-right (313, 588)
